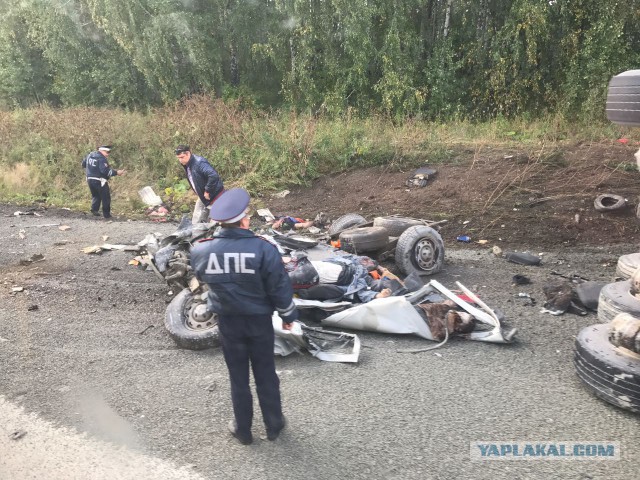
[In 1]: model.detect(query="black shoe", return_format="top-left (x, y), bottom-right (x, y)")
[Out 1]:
top-left (267, 416), bottom-right (287, 441)
top-left (91, 211), bottom-right (100, 216)
top-left (228, 420), bottom-right (253, 445)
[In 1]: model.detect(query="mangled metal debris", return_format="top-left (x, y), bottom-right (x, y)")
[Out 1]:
top-left (273, 315), bottom-right (360, 362)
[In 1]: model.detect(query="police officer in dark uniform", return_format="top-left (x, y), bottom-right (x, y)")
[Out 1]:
top-left (190, 188), bottom-right (297, 445)
top-left (81, 145), bottom-right (125, 219)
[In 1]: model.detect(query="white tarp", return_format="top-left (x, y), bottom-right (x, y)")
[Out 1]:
top-left (320, 296), bottom-right (435, 341)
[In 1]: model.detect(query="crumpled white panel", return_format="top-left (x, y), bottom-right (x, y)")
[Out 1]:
top-left (320, 296), bottom-right (435, 341)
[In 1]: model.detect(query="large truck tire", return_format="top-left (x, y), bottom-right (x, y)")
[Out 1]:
top-left (597, 281), bottom-right (640, 324)
top-left (574, 324), bottom-right (640, 414)
top-left (607, 70), bottom-right (640, 126)
top-left (616, 253), bottom-right (640, 280)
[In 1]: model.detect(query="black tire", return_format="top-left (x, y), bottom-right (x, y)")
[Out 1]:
top-left (594, 194), bottom-right (627, 212)
top-left (373, 216), bottom-right (425, 237)
top-left (164, 288), bottom-right (220, 350)
top-left (339, 226), bottom-right (389, 253)
top-left (573, 324), bottom-right (640, 413)
top-left (616, 253), bottom-right (640, 279)
top-left (597, 280), bottom-right (640, 324)
top-left (395, 225), bottom-right (444, 277)
top-left (328, 213), bottom-right (367, 236)
top-left (607, 70), bottom-right (640, 126)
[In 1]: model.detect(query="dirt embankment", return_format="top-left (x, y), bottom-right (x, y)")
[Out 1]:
top-left (266, 142), bottom-right (640, 250)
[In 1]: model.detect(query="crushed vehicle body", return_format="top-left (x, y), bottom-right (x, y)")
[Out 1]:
top-left (142, 213), bottom-right (514, 359)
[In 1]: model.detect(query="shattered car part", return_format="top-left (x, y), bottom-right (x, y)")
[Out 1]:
top-left (504, 251), bottom-right (541, 266)
top-left (272, 315), bottom-right (360, 362)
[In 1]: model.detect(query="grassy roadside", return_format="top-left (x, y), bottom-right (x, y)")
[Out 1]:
top-left (0, 96), bottom-right (633, 217)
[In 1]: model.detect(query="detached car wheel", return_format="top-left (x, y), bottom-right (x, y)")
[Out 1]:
top-left (597, 281), bottom-right (640, 324)
top-left (165, 288), bottom-right (220, 350)
top-left (328, 213), bottom-right (367, 236)
top-left (395, 225), bottom-right (444, 276)
top-left (574, 324), bottom-right (640, 413)
top-left (607, 70), bottom-right (640, 126)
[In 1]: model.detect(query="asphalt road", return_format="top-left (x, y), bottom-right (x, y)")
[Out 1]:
top-left (0, 207), bottom-right (639, 479)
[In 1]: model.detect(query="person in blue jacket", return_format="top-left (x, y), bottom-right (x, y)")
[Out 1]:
top-left (81, 145), bottom-right (125, 219)
top-left (175, 145), bottom-right (224, 223)
top-left (191, 188), bottom-right (297, 445)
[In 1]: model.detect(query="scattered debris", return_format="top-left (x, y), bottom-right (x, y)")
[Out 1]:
top-left (18, 229), bottom-right (26, 239)
top-left (12, 287), bottom-right (24, 293)
top-left (138, 325), bottom-right (155, 335)
top-left (27, 305), bottom-right (38, 311)
top-left (515, 292), bottom-right (535, 306)
top-left (256, 208), bottom-right (276, 222)
top-left (512, 274), bottom-right (531, 285)
top-left (206, 382), bottom-right (217, 392)
top-left (273, 190), bottom-right (290, 198)
top-left (405, 167), bottom-right (437, 188)
top-left (504, 251), bottom-right (541, 266)
top-left (19, 254), bottom-right (45, 266)
top-left (58, 225), bottom-right (71, 231)
top-left (456, 235), bottom-right (471, 243)
top-left (13, 210), bottom-right (40, 217)
top-left (83, 244), bottom-right (141, 254)
top-left (9, 430), bottom-right (27, 441)
top-left (102, 235), bottom-right (109, 242)
top-left (138, 186), bottom-right (163, 206)
top-left (22, 223), bottom-right (60, 229)
top-left (541, 279), bottom-right (588, 316)
top-left (477, 239), bottom-right (488, 245)
top-left (492, 246), bottom-right (503, 256)
top-left (147, 205), bottom-right (170, 221)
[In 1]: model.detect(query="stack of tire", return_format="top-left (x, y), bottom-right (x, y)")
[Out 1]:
top-left (575, 244), bottom-right (640, 415)
top-left (573, 70), bottom-right (640, 413)
top-left (328, 214), bottom-right (445, 277)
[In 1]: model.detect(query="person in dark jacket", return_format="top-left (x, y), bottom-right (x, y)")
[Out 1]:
top-left (81, 145), bottom-right (125, 219)
top-left (191, 188), bottom-right (296, 445)
top-left (175, 145), bottom-right (224, 223)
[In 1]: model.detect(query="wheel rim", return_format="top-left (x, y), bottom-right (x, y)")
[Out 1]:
top-left (183, 297), bottom-right (218, 332)
top-left (413, 238), bottom-right (438, 270)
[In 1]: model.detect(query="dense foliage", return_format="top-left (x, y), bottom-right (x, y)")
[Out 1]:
top-left (0, 0), bottom-right (639, 120)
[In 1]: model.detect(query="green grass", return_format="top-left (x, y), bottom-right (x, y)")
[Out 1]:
top-left (0, 98), bottom-right (629, 215)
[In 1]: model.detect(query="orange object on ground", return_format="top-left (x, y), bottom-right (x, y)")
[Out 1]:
top-left (369, 270), bottom-right (381, 280)
top-left (331, 240), bottom-right (341, 248)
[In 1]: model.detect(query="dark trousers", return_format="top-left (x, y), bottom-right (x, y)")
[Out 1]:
top-left (88, 179), bottom-right (111, 218)
top-left (219, 314), bottom-right (284, 438)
